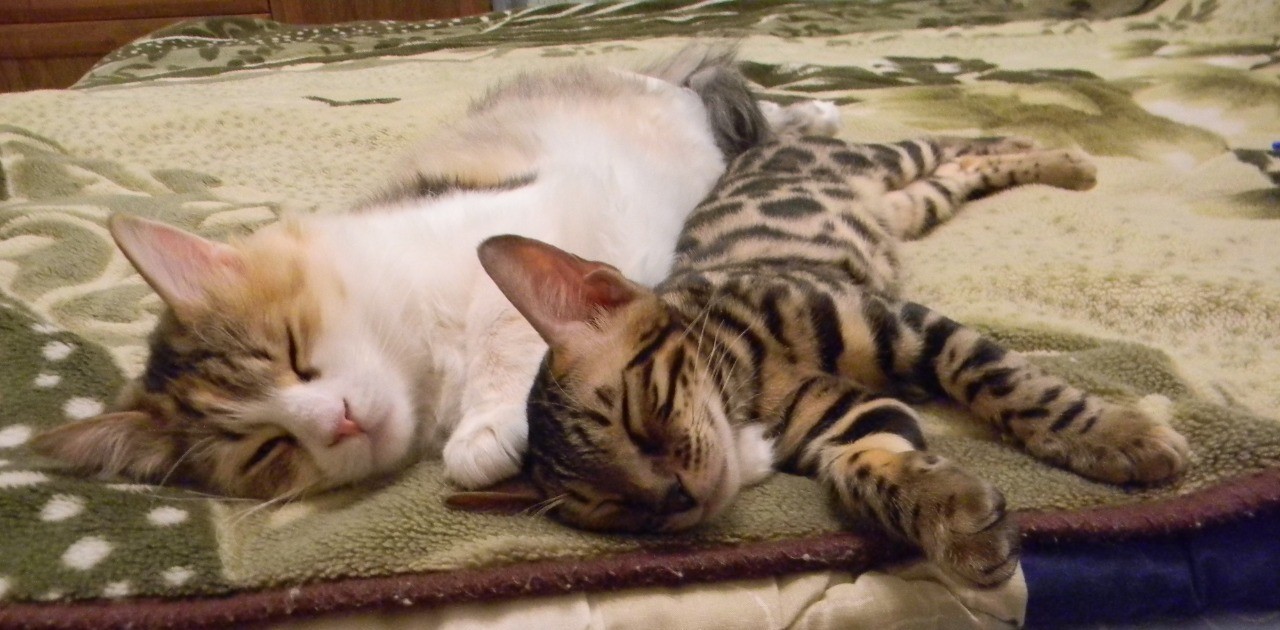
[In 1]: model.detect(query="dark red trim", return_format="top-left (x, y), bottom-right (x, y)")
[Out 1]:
top-left (4, 468), bottom-right (1278, 630)
top-left (0, 533), bottom-right (907, 630)
top-left (1017, 468), bottom-right (1280, 541)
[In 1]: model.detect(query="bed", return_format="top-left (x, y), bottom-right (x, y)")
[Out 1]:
top-left (1, 1), bottom-right (1278, 628)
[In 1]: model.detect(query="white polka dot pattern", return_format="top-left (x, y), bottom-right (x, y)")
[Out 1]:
top-left (62, 537), bottom-right (112, 571)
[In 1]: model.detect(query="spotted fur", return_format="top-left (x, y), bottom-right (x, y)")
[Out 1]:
top-left (472, 135), bottom-right (1190, 587)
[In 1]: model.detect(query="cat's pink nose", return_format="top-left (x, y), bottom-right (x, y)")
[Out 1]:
top-left (330, 413), bottom-right (364, 447)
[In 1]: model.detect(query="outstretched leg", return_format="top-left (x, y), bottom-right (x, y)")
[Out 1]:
top-left (878, 148), bottom-right (1097, 240)
top-left (853, 296), bottom-right (1189, 485)
top-left (769, 373), bottom-right (1019, 587)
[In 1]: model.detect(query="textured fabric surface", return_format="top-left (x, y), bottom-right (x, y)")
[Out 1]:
top-left (0, 0), bottom-right (1278, 625)
top-left (271, 561), bottom-right (1026, 630)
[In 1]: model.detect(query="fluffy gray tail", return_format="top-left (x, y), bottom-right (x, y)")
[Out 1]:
top-left (644, 45), bottom-right (769, 160)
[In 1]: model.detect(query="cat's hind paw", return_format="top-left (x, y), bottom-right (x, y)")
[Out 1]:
top-left (762, 100), bottom-right (841, 137)
top-left (1084, 397), bottom-right (1189, 485)
top-left (443, 405), bottom-right (529, 489)
top-left (1028, 395), bottom-right (1189, 486)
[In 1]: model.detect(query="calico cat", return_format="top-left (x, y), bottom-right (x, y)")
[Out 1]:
top-left (32, 49), bottom-right (838, 499)
top-left (460, 135), bottom-right (1190, 586)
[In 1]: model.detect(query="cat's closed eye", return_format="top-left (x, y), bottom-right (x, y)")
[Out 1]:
top-left (242, 435), bottom-right (296, 473)
top-left (285, 326), bottom-right (319, 382)
top-left (628, 426), bottom-right (664, 456)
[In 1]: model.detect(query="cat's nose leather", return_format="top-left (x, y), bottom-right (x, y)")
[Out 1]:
top-left (655, 479), bottom-right (696, 514)
top-left (330, 417), bottom-right (363, 445)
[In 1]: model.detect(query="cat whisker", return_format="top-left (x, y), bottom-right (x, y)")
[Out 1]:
top-left (525, 493), bottom-right (567, 518)
top-left (223, 484), bottom-right (312, 529)
top-left (154, 435), bottom-right (216, 492)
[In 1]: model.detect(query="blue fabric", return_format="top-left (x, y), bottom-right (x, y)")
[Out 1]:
top-left (1024, 507), bottom-right (1280, 627)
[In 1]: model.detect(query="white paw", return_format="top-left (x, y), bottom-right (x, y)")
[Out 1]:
top-left (735, 424), bottom-right (777, 487)
top-left (443, 405), bottom-right (528, 489)
top-left (763, 99), bottom-right (842, 137)
top-left (796, 100), bottom-right (841, 136)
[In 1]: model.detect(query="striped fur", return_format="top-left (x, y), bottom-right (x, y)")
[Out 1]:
top-left (477, 135), bottom-right (1189, 587)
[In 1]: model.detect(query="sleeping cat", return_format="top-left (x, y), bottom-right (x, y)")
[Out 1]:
top-left (459, 135), bottom-right (1190, 586)
top-left (32, 48), bottom-right (839, 499)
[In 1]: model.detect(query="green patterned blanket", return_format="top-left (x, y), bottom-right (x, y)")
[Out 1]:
top-left (2, 0), bottom-right (1279, 626)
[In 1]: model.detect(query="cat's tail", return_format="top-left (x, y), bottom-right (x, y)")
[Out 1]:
top-left (642, 44), bottom-right (770, 160)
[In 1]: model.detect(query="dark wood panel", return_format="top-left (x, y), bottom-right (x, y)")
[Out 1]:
top-left (0, 0), bottom-right (269, 24)
top-left (0, 55), bottom-right (101, 92)
top-left (269, 0), bottom-right (491, 24)
top-left (0, 15), bottom-right (268, 59)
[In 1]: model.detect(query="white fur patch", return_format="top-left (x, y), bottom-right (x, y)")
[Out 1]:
top-left (760, 99), bottom-right (842, 137)
top-left (443, 405), bottom-right (528, 489)
top-left (735, 424), bottom-right (776, 488)
top-left (0, 424), bottom-right (32, 448)
top-left (62, 536), bottom-right (112, 570)
top-left (40, 495), bottom-right (85, 522)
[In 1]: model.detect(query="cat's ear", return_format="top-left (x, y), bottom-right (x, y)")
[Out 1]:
top-left (31, 411), bottom-right (178, 482)
top-left (109, 214), bottom-right (244, 316)
top-left (444, 475), bottom-right (545, 514)
top-left (478, 235), bottom-right (647, 348)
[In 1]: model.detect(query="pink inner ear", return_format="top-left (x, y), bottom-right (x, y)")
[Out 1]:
top-left (479, 235), bottom-right (640, 346)
top-left (582, 269), bottom-right (637, 311)
top-left (111, 215), bottom-right (245, 311)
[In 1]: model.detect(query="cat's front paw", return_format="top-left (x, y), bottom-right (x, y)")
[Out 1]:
top-left (1036, 397), bottom-right (1189, 486)
top-left (443, 405), bottom-right (529, 489)
top-left (903, 453), bottom-right (1020, 588)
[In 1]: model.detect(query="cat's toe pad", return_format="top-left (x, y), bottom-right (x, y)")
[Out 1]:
top-left (443, 406), bottom-right (528, 489)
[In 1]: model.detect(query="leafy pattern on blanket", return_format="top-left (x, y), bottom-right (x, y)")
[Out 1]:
top-left (1, 0), bottom-right (1279, 607)
top-left (78, 0), bottom-right (1161, 89)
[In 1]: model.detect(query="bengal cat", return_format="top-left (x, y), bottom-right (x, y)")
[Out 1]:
top-left (456, 135), bottom-right (1190, 586)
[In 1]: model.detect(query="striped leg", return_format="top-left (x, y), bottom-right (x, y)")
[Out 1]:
top-left (770, 374), bottom-right (1019, 587)
top-left (869, 298), bottom-right (1189, 485)
top-left (839, 136), bottom-right (1044, 193)
top-left (877, 148), bottom-right (1097, 240)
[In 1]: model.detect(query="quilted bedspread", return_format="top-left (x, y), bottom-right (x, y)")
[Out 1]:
top-left (0, 0), bottom-right (1278, 627)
